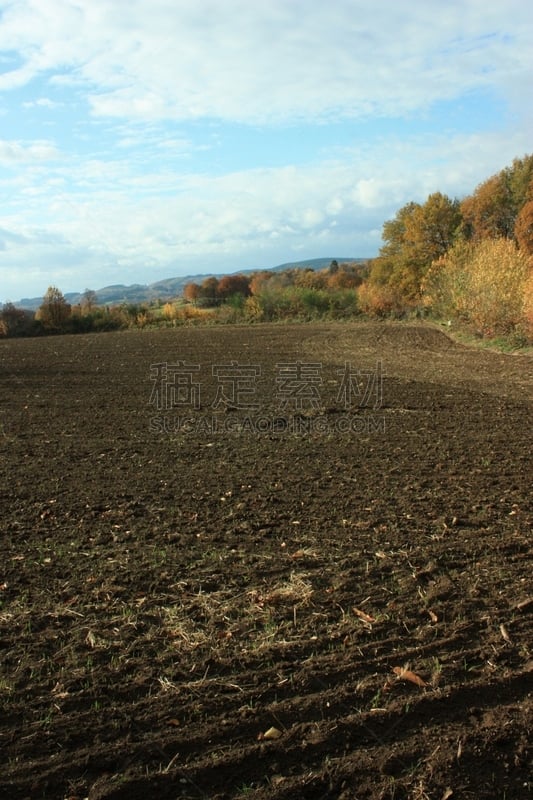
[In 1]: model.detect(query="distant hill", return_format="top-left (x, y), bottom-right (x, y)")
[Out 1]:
top-left (14, 258), bottom-right (365, 310)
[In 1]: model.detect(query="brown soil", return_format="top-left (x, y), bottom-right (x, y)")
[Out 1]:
top-left (0, 321), bottom-right (531, 800)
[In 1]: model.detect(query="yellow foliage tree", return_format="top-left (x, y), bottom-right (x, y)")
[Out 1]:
top-left (421, 240), bottom-right (474, 320)
top-left (522, 266), bottom-right (533, 339)
top-left (367, 193), bottom-right (461, 308)
top-left (466, 239), bottom-right (530, 335)
top-left (424, 238), bottom-right (530, 336)
top-left (357, 281), bottom-right (407, 317)
top-left (163, 302), bottom-right (179, 320)
top-left (36, 286), bottom-right (71, 331)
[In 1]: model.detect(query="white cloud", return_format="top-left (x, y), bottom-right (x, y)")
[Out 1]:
top-left (0, 1), bottom-right (532, 124)
top-left (2, 126), bottom-right (524, 274)
top-left (0, 139), bottom-right (59, 163)
top-left (22, 97), bottom-right (62, 108)
top-left (1, 1), bottom-right (532, 301)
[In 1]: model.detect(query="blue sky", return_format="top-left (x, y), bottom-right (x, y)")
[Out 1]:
top-left (1, 0), bottom-right (532, 303)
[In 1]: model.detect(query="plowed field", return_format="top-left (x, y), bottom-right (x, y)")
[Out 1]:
top-left (0, 322), bottom-right (531, 800)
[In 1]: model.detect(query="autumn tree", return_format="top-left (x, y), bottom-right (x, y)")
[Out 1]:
top-left (326, 264), bottom-right (364, 290)
top-left (0, 303), bottom-right (33, 336)
top-left (183, 282), bottom-right (200, 304)
top-left (421, 240), bottom-right (474, 320)
top-left (36, 286), bottom-right (71, 331)
top-left (293, 268), bottom-right (328, 290)
top-left (249, 271), bottom-right (273, 296)
top-left (461, 154), bottom-right (533, 241)
top-left (81, 288), bottom-right (98, 311)
top-left (423, 238), bottom-right (530, 335)
top-left (217, 274), bottom-right (251, 300)
top-left (196, 276), bottom-right (219, 306)
top-left (460, 174), bottom-right (514, 240)
top-left (522, 268), bottom-right (533, 340)
top-left (514, 200), bottom-right (533, 255)
top-left (463, 238), bottom-right (530, 335)
top-left (405, 193), bottom-right (462, 264)
top-left (366, 193), bottom-right (461, 303)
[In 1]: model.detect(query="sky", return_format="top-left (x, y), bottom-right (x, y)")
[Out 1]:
top-left (0, 0), bottom-right (532, 303)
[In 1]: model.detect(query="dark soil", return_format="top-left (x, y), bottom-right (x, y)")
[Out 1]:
top-left (0, 321), bottom-right (531, 800)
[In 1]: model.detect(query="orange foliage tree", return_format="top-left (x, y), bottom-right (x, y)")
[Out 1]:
top-left (461, 155), bottom-right (533, 242)
top-left (183, 282), bottom-right (200, 304)
top-left (217, 274), bottom-right (251, 300)
top-left (514, 200), bottom-right (533, 255)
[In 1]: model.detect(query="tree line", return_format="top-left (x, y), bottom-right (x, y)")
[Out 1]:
top-left (0, 262), bottom-right (367, 335)
top-left (2, 153), bottom-right (532, 343)
top-left (359, 153), bottom-right (533, 340)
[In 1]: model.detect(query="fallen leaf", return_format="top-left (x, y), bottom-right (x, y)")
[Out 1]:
top-left (261, 726), bottom-right (282, 740)
top-left (441, 789), bottom-right (454, 800)
top-left (51, 681), bottom-right (69, 698)
top-left (353, 607), bottom-right (375, 623)
top-left (392, 666), bottom-right (427, 687)
top-left (499, 623), bottom-right (512, 645)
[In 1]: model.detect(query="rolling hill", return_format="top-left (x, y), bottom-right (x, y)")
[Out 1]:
top-left (15, 258), bottom-right (365, 310)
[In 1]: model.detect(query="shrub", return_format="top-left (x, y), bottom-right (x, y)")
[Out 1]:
top-left (357, 281), bottom-right (410, 317)
top-left (466, 239), bottom-right (530, 335)
top-left (423, 238), bottom-right (531, 337)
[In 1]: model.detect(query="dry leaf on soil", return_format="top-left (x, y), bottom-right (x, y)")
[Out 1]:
top-left (392, 666), bottom-right (427, 687)
top-left (259, 726), bottom-right (283, 741)
top-left (353, 607), bottom-right (375, 623)
top-left (499, 623), bottom-right (512, 644)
